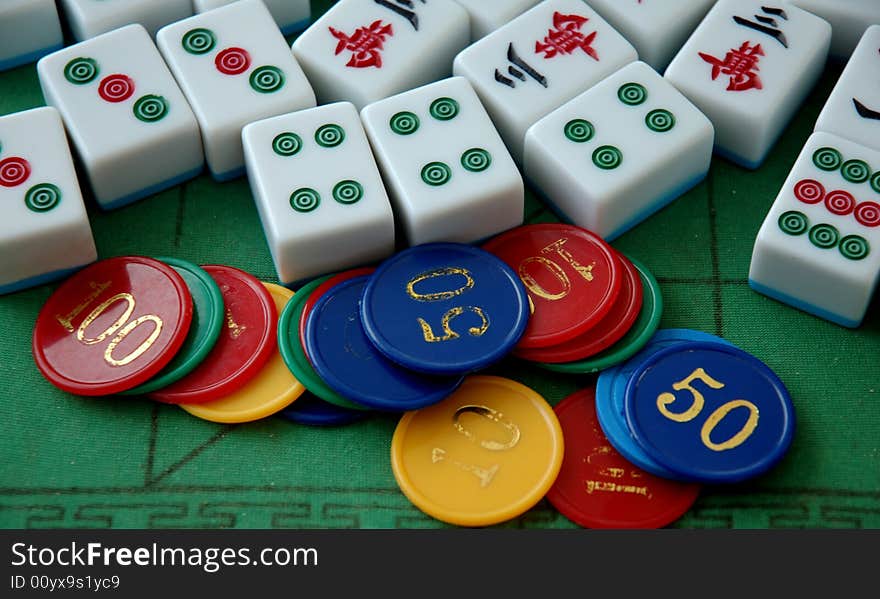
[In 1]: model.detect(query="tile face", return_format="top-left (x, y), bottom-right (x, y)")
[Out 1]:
top-left (790, 0), bottom-right (880, 58)
top-left (361, 76), bottom-right (524, 245)
top-left (0, 107), bottom-right (97, 294)
top-left (292, 0), bottom-right (470, 109)
top-left (243, 102), bottom-right (395, 284)
top-left (453, 0), bottom-right (638, 163)
top-left (524, 61), bottom-right (714, 240)
top-left (59, 0), bottom-right (193, 40)
top-left (0, 0), bottom-right (63, 71)
top-left (749, 132), bottom-right (880, 327)
top-left (586, 0), bottom-right (716, 71)
top-left (37, 25), bottom-right (204, 209)
top-left (814, 25), bottom-right (880, 153)
top-left (193, 0), bottom-right (310, 34)
top-left (452, 0), bottom-right (540, 41)
top-left (157, 0), bottom-right (316, 180)
top-left (665, 0), bottom-right (831, 169)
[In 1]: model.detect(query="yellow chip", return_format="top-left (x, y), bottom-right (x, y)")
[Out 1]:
top-left (180, 283), bottom-right (306, 423)
top-left (391, 375), bottom-right (564, 527)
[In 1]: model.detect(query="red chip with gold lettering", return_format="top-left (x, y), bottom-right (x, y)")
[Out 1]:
top-left (546, 387), bottom-right (700, 529)
top-left (32, 256), bottom-right (193, 396)
top-left (483, 224), bottom-right (622, 349)
top-left (149, 265), bottom-right (277, 405)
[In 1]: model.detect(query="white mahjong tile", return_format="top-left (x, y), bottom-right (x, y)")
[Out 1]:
top-left (292, 0), bottom-right (470, 109)
top-left (243, 102), bottom-right (395, 284)
top-left (361, 76), bottom-right (524, 245)
top-left (453, 0), bottom-right (638, 163)
top-left (666, 0), bottom-right (831, 169)
top-left (157, 0), bottom-right (316, 180)
top-left (750, 132), bottom-right (880, 327)
top-left (525, 61), bottom-right (714, 240)
top-left (814, 25), bottom-right (880, 153)
top-left (0, 107), bottom-right (97, 294)
top-left (38, 25), bottom-right (204, 209)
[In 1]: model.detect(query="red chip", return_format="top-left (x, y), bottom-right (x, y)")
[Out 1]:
top-left (515, 252), bottom-right (643, 363)
top-left (299, 267), bottom-right (375, 355)
top-left (483, 224), bottom-right (622, 348)
top-left (32, 256), bottom-right (193, 396)
top-left (546, 387), bottom-right (700, 529)
top-left (150, 265), bottom-right (276, 405)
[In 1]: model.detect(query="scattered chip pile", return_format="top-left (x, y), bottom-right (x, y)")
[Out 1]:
top-left (31, 224), bottom-right (796, 528)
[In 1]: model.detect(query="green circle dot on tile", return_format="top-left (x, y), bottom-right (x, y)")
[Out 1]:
top-left (332, 180), bottom-right (363, 204)
top-left (841, 159), bottom-right (871, 184)
top-left (809, 223), bottom-right (839, 249)
top-left (592, 145), bottom-right (622, 170)
top-left (133, 95), bottom-right (168, 123)
top-left (813, 147), bottom-right (842, 171)
top-left (618, 82), bottom-right (648, 106)
top-left (249, 65), bottom-right (285, 93)
top-left (460, 148), bottom-right (492, 172)
top-left (315, 123), bottom-right (345, 148)
top-left (646, 109), bottom-right (675, 132)
top-left (390, 111), bottom-right (420, 135)
top-left (778, 210), bottom-right (808, 236)
top-left (429, 97), bottom-right (459, 121)
top-left (64, 57), bottom-right (99, 85)
top-left (181, 28), bottom-right (216, 55)
top-left (564, 118), bottom-right (594, 143)
top-left (24, 183), bottom-right (62, 212)
top-left (290, 188), bottom-right (320, 212)
top-left (870, 170), bottom-right (880, 194)
top-left (839, 235), bottom-right (870, 260)
top-left (421, 161), bottom-right (452, 186)
top-left (273, 132), bottom-right (302, 156)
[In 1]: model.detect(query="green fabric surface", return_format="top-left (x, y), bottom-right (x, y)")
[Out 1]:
top-left (1, 1), bottom-right (878, 529)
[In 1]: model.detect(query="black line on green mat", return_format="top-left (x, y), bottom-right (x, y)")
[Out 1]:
top-left (144, 404), bottom-right (159, 487)
top-left (147, 425), bottom-right (235, 487)
top-left (173, 184), bottom-right (186, 249)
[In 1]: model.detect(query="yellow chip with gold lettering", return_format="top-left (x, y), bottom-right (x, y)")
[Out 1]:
top-left (391, 375), bottom-right (564, 527)
top-left (179, 283), bottom-right (306, 423)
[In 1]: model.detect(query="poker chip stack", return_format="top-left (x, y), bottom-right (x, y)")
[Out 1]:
top-left (32, 255), bottom-right (310, 424)
top-left (481, 224), bottom-right (664, 374)
top-left (30, 229), bottom-right (796, 529)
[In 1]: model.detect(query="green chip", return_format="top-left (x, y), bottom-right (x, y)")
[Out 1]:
top-left (121, 257), bottom-right (225, 395)
top-left (277, 277), bottom-right (370, 411)
top-left (536, 255), bottom-right (663, 374)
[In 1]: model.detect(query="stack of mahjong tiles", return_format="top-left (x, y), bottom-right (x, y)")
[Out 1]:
top-left (481, 223), bottom-right (663, 373)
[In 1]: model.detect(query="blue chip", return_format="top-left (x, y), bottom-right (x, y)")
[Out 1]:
top-left (361, 243), bottom-right (529, 375)
top-left (280, 394), bottom-right (369, 427)
top-left (596, 329), bottom-right (734, 480)
top-left (623, 340), bottom-right (795, 483)
top-left (305, 276), bottom-right (464, 411)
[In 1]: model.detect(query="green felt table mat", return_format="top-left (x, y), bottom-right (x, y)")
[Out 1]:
top-left (1, 1), bottom-right (878, 529)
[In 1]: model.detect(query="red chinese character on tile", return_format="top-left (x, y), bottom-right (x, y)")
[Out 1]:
top-left (535, 12), bottom-right (599, 61)
top-left (329, 20), bottom-right (393, 69)
top-left (699, 41), bottom-right (764, 92)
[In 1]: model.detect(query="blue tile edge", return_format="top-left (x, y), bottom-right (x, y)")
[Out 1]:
top-left (98, 165), bottom-right (203, 211)
top-left (280, 16), bottom-right (312, 36)
top-left (1, 264), bottom-right (89, 295)
top-left (0, 44), bottom-right (64, 72)
top-left (211, 166), bottom-right (246, 183)
top-left (748, 278), bottom-right (860, 328)
top-left (532, 171), bottom-right (708, 242)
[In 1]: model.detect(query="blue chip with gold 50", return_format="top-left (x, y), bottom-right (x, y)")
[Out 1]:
top-left (360, 243), bottom-right (530, 375)
top-left (623, 340), bottom-right (796, 483)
